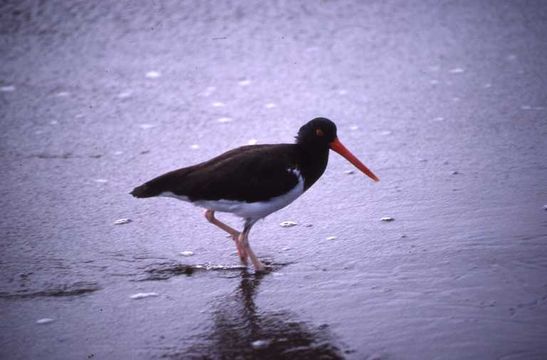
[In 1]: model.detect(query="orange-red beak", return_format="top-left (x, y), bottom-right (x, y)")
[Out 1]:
top-left (329, 138), bottom-right (379, 182)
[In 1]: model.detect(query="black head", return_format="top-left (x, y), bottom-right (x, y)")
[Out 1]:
top-left (295, 117), bottom-right (380, 182)
top-left (295, 117), bottom-right (338, 148)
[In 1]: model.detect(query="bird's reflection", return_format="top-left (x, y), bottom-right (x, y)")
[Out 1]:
top-left (182, 269), bottom-right (346, 359)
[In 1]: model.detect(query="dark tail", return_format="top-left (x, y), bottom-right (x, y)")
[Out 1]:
top-left (130, 183), bottom-right (161, 198)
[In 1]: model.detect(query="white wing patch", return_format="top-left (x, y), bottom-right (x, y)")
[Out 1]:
top-left (160, 168), bottom-right (304, 220)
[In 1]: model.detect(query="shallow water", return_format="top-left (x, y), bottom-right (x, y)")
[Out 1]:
top-left (1, 1), bottom-right (547, 359)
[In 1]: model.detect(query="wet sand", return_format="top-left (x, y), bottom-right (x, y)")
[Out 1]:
top-left (1, 1), bottom-right (547, 359)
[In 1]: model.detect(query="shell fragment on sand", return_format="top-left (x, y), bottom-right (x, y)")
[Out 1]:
top-left (130, 292), bottom-right (159, 300)
top-left (114, 218), bottom-right (132, 225)
top-left (279, 221), bottom-right (298, 228)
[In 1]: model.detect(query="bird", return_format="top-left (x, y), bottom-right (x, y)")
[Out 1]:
top-left (131, 117), bottom-right (379, 272)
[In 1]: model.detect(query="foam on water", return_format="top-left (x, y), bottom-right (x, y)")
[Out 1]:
top-left (521, 105), bottom-right (545, 110)
top-left (201, 86), bottom-right (216, 96)
top-left (238, 79), bottom-right (251, 86)
top-left (117, 91), bottom-right (132, 99)
top-left (0, 85), bottom-right (15, 92)
top-left (506, 54), bottom-right (517, 61)
top-left (251, 339), bottom-right (271, 350)
top-left (449, 67), bottom-right (465, 74)
top-left (145, 71), bottom-right (161, 79)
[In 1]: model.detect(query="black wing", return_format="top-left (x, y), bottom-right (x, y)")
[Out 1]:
top-left (131, 144), bottom-right (302, 203)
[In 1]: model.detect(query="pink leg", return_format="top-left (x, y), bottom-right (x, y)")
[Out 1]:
top-left (204, 210), bottom-right (248, 264)
top-left (239, 221), bottom-right (265, 272)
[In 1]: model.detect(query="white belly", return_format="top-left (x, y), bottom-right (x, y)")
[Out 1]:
top-left (161, 171), bottom-right (305, 220)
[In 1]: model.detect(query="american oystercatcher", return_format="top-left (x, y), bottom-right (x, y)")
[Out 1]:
top-left (131, 118), bottom-right (379, 271)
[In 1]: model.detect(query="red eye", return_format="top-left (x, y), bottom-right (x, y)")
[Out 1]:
top-left (315, 128), bottom-right (324, 136)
